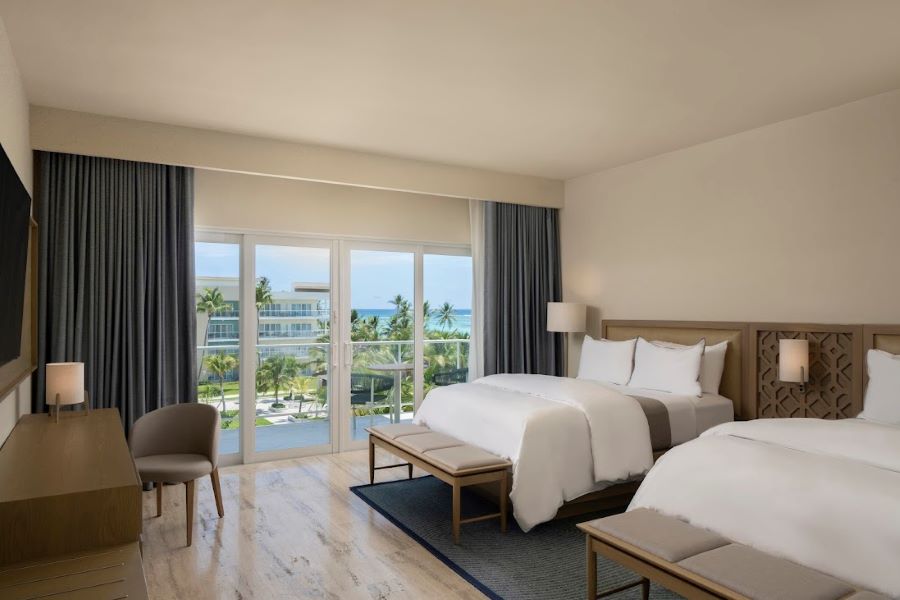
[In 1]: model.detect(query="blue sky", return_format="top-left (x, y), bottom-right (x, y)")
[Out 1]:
top-left (195, 243), bottom-right (472, 310)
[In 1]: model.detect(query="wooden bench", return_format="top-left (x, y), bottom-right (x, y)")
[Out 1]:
top-left (367, 424), bottom-right (511, 544)
top-left (578, 508), bottom-right (888, 600)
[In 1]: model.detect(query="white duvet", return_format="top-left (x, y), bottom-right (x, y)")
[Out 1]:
top-left (630, 418), bottom-right (900, 597)
top-left (413, 374), bottom-right (656, 531)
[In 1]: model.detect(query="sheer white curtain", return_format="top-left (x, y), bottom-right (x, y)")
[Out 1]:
top-left (468, 199), bottom-right (485, 380)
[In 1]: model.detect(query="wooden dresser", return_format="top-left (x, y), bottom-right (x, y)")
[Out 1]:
top-left (0, 408), bottom-right (148, 599)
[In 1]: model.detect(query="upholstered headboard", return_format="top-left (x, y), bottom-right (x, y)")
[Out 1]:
top-left (601, 320), bottom-right (749, 420)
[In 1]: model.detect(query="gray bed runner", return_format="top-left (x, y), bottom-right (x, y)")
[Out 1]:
top-left (628, 395), bottom-right (672, 451)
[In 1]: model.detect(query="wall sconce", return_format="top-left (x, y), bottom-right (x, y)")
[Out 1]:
top-left (46, 362), bottom-right (89, 423)
top-left (778, 338), bottom-right (809, 392)
top-left (547, 302), bottom-right (586, 377)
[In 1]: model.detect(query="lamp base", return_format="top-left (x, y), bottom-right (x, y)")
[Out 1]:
top-left (48, 391), bottom-right (91, 423)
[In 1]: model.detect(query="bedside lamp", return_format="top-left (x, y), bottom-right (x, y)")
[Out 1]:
top-left (46, 362), bottom-right (89, 423)
top-left (779, 339), bottom-right (809, 393)
top-left (547, 302), bottom-right (586, 377)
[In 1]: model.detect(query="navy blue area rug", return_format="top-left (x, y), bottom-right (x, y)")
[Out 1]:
top-left (351, 476), bottom-right (682, 600)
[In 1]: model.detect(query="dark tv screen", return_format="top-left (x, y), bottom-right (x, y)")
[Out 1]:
top-left (0, 142), bottom-right (30, 367)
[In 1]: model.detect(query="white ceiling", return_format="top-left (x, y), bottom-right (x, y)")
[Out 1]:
top-left (3, 1), bottom-right (900, 180)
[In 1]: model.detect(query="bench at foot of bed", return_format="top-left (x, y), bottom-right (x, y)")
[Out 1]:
top-left (578, 508), bottom-right (888, 600)
top-left (367, 423), bottom-right (511, 544)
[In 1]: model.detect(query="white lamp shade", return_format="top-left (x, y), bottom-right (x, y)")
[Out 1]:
top-left (778, 339), bottom-right (809, 383)
top-left (547, 302), bottom-right (586, 333)
top-left (46, 362), bottom-right (85, 406)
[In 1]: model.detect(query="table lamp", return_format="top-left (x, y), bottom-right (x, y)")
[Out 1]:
top-left (46, 362), bottom-right (89, 423)
top-left (547, 302), bottom-right (586, 377)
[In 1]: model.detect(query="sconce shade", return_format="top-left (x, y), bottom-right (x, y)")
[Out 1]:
top-left (547, 302), bottom-right (586, 333)
top-left (46, 362), bottom-right (85, 406)
top-left (779, 339), bottom-right (809, 383)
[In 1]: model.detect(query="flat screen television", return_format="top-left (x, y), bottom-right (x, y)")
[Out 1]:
top-left (0, 142), bottom-right (31, 367)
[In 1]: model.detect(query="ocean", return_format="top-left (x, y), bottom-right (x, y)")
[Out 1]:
top-left (354, 308), bottom-right (471, 336)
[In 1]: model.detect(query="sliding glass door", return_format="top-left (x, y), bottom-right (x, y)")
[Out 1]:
top-left (195, 234), bottom-right (242, 461)
top-left (342, 245), bottom-right (417, 448)
top-left (252, 241), bottom-right (333, 456)
top-left (195, 232), bottom-right (470, 461)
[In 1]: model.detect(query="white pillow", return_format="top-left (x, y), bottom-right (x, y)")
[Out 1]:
top-left (628, 337), bottom-right (705, 397)
top-left (860, 349), bottom-right (900, 425)
top-left (653, 340), bottom-right (728, 395)
top-left (577, 336), bottom-right (636, 385)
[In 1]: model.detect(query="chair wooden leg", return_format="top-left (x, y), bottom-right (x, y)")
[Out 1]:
top-left (641, 577), bottom-right (650, 600)
top-left (586, 534), bottom-right (597, 600)
top-left (210, 469), bottom-right (225, 518)
top-left (499, 472), bottom-right (508, 533)
top-left (452, 480), bottom-right (461, 545)
top-left (156, 482), bottom-right (162, 518)
top-left (368, 436), bottom-right (375, 484)
top-left (185, 479), bottom-right (195, 547)
top-left (407, 462), bottom-right (413, 479)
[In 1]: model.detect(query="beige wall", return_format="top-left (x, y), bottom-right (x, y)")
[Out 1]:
top-left (0, 15), bottom-right (32, 443)
top-left (562, 88), bottom-right (900, 366)
top-left (196, 169), bottom-right (469, 244)
top-left (31, 106), bottom-right (563, 208)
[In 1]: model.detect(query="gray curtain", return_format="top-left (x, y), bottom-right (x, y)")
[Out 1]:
top-left (36, 152), bottom-right (196, 431)
top-left (483, 201), bottom-right (563, 376)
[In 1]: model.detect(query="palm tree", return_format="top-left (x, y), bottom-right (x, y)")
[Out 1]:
top-left (256, 354), bottom-right (300, 407)
top-left (196, 287), bottom-right (227, 379)
top-left (204, 352), bottom-right (238, 414)
top-left (255, 277), bottom-right (274, 364)
top-left (437, 302), bottom-right (456, 330)
top-left (288, 375), bottom-right (318, 415)
top-left (387, 294), bottom-right (412, 340)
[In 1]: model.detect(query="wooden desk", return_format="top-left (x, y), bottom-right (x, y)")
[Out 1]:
top-left (0, 409), bottom-right (142, 566)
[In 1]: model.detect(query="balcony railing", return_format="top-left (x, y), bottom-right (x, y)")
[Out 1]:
top-left (259, 330), bottom-right (327, 339)
top-left (259, 308), bottom-right (330, 318)
top-left (209, 310), bottom-right (239, 319)
top-left (208, 331), bottom-right (239, 340)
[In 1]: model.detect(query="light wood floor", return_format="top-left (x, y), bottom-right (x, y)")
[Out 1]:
top-left (140, 449), bottom-right (484, 600)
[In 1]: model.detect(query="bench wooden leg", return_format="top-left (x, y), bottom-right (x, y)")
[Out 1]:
top-left (368, 436), bottom-right (375, 484)
top-left (452, 480), bottom-right (461, 545)
top-left (586, 534), bottom-right (597, 600)
top-left (641, 577), bottom-right (650, 600)
top-left (408, 462), bottom-right (413, 479)
top-left (499, 471), bottom-right (508, 533)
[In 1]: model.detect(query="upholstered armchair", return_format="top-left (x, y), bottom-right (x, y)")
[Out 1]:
top-left (130, 403), bottom-right (224, 546)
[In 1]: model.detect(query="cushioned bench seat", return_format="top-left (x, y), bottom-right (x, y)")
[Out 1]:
top-left (577, 508), bottom-right (888, 600)
top-left (367, 423), bottom-right (511, 544)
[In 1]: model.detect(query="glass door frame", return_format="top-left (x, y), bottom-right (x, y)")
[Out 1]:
top-left (196, 227), bottom-right (470, 463)
top-left (240, 234), bottom-right (340, 464)
top-left (337, 241), bottom-right (472, 452)
top-left (338, 240), bottom-right (422, 452)
top-left (195, 231), bottom-right (244, 468)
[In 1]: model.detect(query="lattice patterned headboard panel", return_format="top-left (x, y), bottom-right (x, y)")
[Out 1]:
top-left (752, 325), bottom-right (863, 419)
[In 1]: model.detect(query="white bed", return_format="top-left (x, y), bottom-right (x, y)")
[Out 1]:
top-left (629, 417), bottom-right (900, 597)
top-left (629, 340), bottom-right (900, 597)
top-left (413, 374), bottom-right (734, 531)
